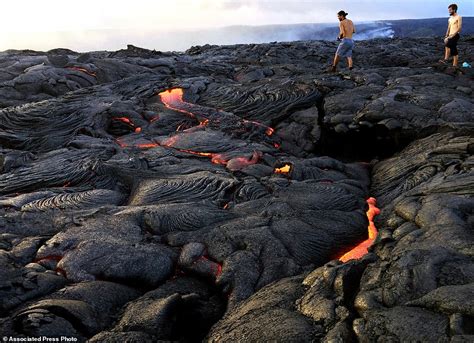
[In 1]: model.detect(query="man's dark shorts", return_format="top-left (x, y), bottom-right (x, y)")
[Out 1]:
top-left (445, 33), bottom-right (460, 56)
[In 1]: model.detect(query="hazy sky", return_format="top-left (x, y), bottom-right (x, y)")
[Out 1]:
top-left (1, 0), bottom-right (473, 51)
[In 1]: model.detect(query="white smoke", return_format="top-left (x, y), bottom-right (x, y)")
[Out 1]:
top-left (353, 23), bottom-right (395, 40)
top-left (1, 22), bottom-right (398, 53)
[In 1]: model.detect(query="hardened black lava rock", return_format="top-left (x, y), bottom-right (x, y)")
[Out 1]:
top-left (0, 36), bottom-right (473, 341)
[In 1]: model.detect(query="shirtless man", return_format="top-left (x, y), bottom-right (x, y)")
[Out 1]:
top-left (330, 10), bottom-right (356, 72)
top-left (440, 4), bottom-right (462, 67)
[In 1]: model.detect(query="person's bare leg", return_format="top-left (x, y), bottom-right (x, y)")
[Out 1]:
top-left (453, 55), bottom-right (458, 67)
top-left (347, 57), bottom-right (353, 69)
top-left (444, 47), bottom-right (450, 61)
top-left (331, 54), bottom-right (340, 72)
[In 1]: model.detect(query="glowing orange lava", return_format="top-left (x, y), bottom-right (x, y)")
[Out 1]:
top-left (226, 151), bottom-right (261, 171)
top-left (158, 88), bottom-right (196, 118)
top-left (136, 143), bottom-right (160, 149)
top-left (196, 255), bottom-right (223, 279)
top-left (66, 66), bottom-right (97, 77)
top-left (111, 88), bottom-right (268, 173)
top-left (275, 164), bottom-right (291, 174)
top-left (161, 135), bottom-right (180, 147)
top-left (339, 197), bottom-right (380, 262)
top-left (113, 117), bottom-right (131, 124)
top-left (112, 117), bottom-right (141, 133)
top-left (243, 119), bottom-right (274, 137)
top-left (211, 154), bottom-right (229, 165)
top-left (159, 88), bottom-right (275, 138)
top-left (179, 149), bottom-right (213, 158)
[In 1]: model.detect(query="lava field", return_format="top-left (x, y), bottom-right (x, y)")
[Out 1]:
top-left (0, 37), bottom-right (473, 341)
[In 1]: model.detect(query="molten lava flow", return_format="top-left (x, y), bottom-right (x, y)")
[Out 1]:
top-left (113, 88), bottom-right (268, 172)
top-left (243, 119), bottom-right (275, 137)
top-left (159, 88), bottom-right (196, 118)
top-left (136, 143), bottom-right (160, 149)
top-left (159, 88), bottom-right (276, 138)
top-left (112, 117), bottom-right (142, 133)
top-left (179, 149), bottom-right (213, 158)
top-left (66, 66), bottom-right (97, 77)
top-left (158, 133), bottom-right (260, 170)
top-left (275, 164), bottom-right (291, 174)
top-left (211, 154), bottom-right (229, 165)
top-left (226, 151), bottom-right (262, 171)
top-left (113, 117), bottom-right (133, 125)
top-left (339, 197), bottom-right (380, 263)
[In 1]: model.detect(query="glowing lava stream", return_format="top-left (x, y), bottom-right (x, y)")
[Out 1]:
top-left (117, 134), bottom-right (260, 170)
top-left (66, 66), bottom-right (97, 78)
top-left (153, 88), bottom-right (273, 170)
top-left (112, 117), bottom-right (142, 133)
top-left (117, 88), bottom-right (274, 171)
top-left (339, 197), bottom-right (380, 262)
top-left (159, 88), bottom-right (201, 121)
top-left (158, 88), bottom-right (274, 136)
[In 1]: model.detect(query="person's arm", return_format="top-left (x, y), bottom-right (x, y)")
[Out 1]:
top-left (445, 20), bottom-right (450, 38)
top-left (338, 22), bottom-right (344, 39)
top-left (458, 16), bottom-right (462, 33)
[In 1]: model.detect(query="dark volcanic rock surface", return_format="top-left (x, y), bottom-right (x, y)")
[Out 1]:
top-left (0, 37), bottom-right (473, 341)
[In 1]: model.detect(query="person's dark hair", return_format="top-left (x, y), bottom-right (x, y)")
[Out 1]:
top-left (338, 10), bottom-right (348, 17)
top-left (448, 4), bottom-right (458, 12)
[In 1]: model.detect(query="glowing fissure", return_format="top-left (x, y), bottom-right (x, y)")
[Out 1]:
top-left (159, 88), bottom-right (197, 119)
top-left (196, 255), bottom-right (223, 279)
top-left (145, 88), bottom-right (266, 170)
top-left (116, 134), bottom-right (258, 170)
top-left (115, 88), bottom-right (270, 172)
top-left (242, 119), bottom-right (274, 137)
top-left (339, 197), bottom-right (380, 262)
top-left (275, 164), bottom-right (291, 174)
top-left (66, 66), bottom-right (97, 78)
top-left (159, 88), bottom-right (275, 137)
top-left (112, 117), bottom-right (142, 133)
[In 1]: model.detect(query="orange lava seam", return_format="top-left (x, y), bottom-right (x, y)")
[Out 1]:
top-left (339, 197), bottom-right (380, 262)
